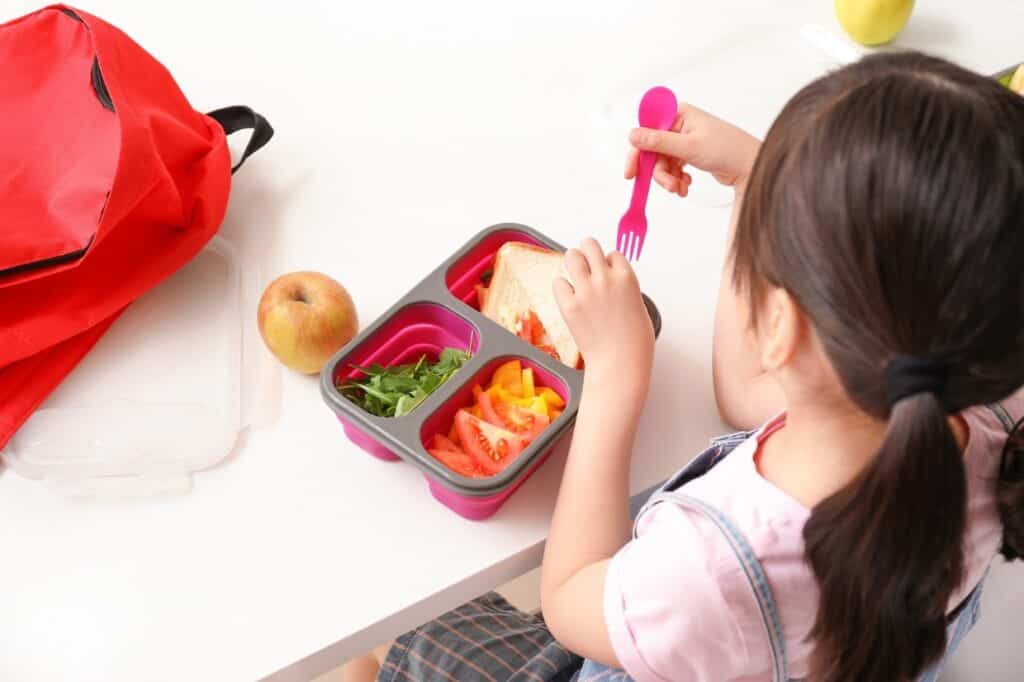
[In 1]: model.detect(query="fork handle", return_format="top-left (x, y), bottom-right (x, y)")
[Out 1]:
top-left (629, 150), bottom-right (658, 215)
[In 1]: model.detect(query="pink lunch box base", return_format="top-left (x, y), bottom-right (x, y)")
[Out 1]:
top-left (339, 416), bottom-right (556, 520)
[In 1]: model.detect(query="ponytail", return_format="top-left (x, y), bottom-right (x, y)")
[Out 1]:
top-left (997, 416), bottom-right (1024, 560)
top-left (803, 391), bottom-right (966, 681)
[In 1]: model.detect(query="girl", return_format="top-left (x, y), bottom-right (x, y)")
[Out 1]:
top-left (344, 51), bottom-right (1024, 681)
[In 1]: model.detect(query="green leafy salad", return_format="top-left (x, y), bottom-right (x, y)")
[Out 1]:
top-left (339, 348), bottom-right (471, 417)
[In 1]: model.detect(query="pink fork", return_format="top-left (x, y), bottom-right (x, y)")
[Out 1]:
top-left (617, 86), bottom-right (678, 261)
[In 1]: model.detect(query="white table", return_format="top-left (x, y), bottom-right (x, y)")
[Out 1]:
top-left (1, 1), bottom-right (1021, 680)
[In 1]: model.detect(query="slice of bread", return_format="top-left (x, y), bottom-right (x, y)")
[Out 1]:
top-left (481, 243), bottom-right (581, 368)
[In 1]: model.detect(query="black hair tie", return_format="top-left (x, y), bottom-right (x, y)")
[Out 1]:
top-left (885, 355), bottom-right (947, 407)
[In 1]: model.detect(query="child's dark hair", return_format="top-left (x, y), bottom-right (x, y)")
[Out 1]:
top-left (732, 52), bottom-right (1024, 681)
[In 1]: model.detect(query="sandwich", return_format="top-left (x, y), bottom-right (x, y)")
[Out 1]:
top-left (479, 243), bottom-right (581, 368)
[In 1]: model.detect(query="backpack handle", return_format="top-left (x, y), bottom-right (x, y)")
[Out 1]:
top-left (207, 106), bottom-right (274, 173)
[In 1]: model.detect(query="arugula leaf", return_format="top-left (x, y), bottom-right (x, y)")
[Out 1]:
top-left (340, 347), bottom-right (471, 418)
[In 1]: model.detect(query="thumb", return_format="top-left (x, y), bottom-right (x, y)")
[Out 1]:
top-left (629, 127), bottom-right (692, 160)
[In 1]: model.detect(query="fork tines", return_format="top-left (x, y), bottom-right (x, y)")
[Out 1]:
top-left (616, 226), bottom-right (646, 261)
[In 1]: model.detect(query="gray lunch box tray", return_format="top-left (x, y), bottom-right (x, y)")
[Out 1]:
top-left (320, 223), bottom-right (661, 519)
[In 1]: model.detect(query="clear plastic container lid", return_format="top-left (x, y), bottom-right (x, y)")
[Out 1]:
top-left (1, 236), bottom-right (270, 498)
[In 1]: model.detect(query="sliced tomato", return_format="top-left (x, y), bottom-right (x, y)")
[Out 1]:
top-left (518, 311), bottom-right (539, 344)
top-left (479, 396), bottom-right (548, 445)
top-left (516, 310), bottom-right (548, 345)
top-left (428, 448), bottom-right (480, 478)
top-left (455, 409), bottom-right (525, 475)
top-left (448, 422), bottom-right (461, 446)
top-left (512, 311), bottom-right (563, 362)
top-left (534, 314), bottom-right (548, 345)
top-left (517, 317), bottom-right (530, 342)
top-left (477, 391), bottom-right (505, 428)
top-left (432, 433), bottom-right (462, 453)
top-left (537, 344), bottom-right (561, 362)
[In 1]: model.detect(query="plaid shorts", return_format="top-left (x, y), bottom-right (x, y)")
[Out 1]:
top-left (377, 592), bottom-right (630, 681)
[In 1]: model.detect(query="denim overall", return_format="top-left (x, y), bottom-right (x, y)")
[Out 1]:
top-left (577, 404), bottom-right (1015, 682)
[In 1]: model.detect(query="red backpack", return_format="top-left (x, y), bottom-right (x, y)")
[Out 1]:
top-left (0, 4), bottom-right (272, 447)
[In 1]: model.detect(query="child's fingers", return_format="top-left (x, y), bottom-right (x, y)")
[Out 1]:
top-left (564, 248), bottom-right (591, 287)
top-left (654, 162), bottom-right (682, 193)
top-left (607, 250), bottom-right (633, 275)
top-left (652, 157), bottom-right (672, 189)
top-left (624, 148), bottom-right (638, 179)
top-left (629, 127), bottom-right (693, 161)
top-left (579, 238), bottom-right (608, 277)
top-left (677, 173), bottom-right (693, 196)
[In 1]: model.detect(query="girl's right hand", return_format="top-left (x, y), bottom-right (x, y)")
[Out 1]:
top-left (625, 103), bottom-right (761, 197)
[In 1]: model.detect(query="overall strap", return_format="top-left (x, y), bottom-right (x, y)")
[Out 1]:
top-left (676, 494), bottom-right (790, 682)
top-left (985, 402), bottom-right (1018, 478)
top-left (986, 402), bottom-right (1016, 434)
top-left (631, 429), bottom-right (757, 524)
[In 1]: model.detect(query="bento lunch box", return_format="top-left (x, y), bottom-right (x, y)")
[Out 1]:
top-left (320, 223), bottom-right (662, 520)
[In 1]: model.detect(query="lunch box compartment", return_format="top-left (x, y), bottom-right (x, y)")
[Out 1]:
top-left (419, 355), bottom-right (570, 460)
top-left (329, 302), bottom-right (480, 392)
top-left (326, 302), bottom-right (479, 462)
top-left (445, 227), bottom-right (545, 309)
top-left (417, 356), bottom-right (571, 519)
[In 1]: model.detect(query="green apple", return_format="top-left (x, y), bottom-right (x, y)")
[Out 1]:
top-left (257, 271), bottom-right (358, 374)
top-left (1010, 65), bottom-right (1024, 95)
top-left (835, 0), bottom-right (914, 46)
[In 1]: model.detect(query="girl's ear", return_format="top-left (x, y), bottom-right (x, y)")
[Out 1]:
top-left (758, 286), bottom-right (803, 372)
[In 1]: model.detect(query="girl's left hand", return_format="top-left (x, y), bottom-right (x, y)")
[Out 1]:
top-left (554, 238), bottom-right (655, 396)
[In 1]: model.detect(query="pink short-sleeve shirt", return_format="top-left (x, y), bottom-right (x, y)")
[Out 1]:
top-left (604, 395), bottom-right (1022, 681)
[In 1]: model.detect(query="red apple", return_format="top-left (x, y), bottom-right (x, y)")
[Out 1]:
top-left (257, 271), bottom-right (358, 374)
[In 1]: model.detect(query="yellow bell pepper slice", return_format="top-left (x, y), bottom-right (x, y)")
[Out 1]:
top-left (538, 387), bottom-right (565, 409)
top-left (492, 360), bottom-right (523, 396)
top-left (521, 368), bottom-right (535, 398)
top-left (512, 395), bottom-right (548, 417)
top-left (526, 396), bottom-right (548, 417)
